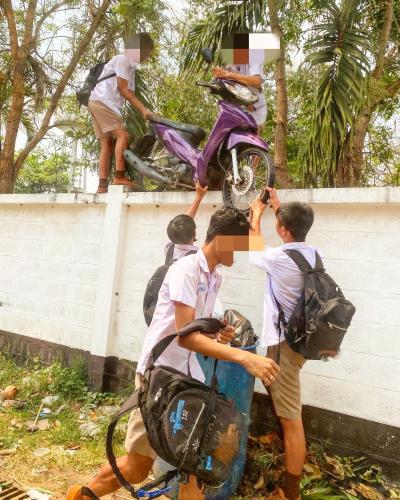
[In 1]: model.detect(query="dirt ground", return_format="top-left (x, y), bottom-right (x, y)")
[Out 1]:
top-left (1, 354), bottom-right (399, 500)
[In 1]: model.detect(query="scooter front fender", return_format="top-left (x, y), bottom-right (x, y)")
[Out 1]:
top-left (226, 130), bottom-right (270, 152)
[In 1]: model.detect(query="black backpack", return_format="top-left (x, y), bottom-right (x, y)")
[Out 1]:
top-left (76, 62), bottom-right (116, 106)
top-left (106, 318), bottom-right (244, 499)
top-left (143, 244), bottom-right (197, 326)
top-left (274, 249), bottom-right (356, 361)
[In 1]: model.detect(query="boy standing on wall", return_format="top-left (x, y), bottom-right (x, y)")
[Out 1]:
top-left (88, 33), bottom-right (154, 193)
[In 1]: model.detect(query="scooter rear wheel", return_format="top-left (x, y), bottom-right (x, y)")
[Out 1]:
top-left (222, 147), bottom-right (275, 213)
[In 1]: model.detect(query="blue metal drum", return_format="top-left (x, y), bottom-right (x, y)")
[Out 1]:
top-left (152, 343), bottom-right (257, 499)
top-left (196, 342), bottom-right (257, 499)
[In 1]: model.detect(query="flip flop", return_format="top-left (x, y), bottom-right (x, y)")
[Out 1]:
top-left (66, 484), bottom-right (83, 500)
top-left (66, 485), bottom-right (99, 500)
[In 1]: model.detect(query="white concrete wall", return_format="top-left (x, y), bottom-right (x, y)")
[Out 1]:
top-left (0, 198), bottom-right (104, 351)
top-left (0, 187), bottom-right (399, 428)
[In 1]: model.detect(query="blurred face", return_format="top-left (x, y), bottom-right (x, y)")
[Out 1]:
top-left (124, 47), bottom-right (154, 64)
top-left (214, 235), bottom-right (250, 267)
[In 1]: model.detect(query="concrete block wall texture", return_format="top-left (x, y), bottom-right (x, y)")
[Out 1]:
top-left (0, 200), bottom-right (104, 352)
top-left (0, 187), bottom-right (399, 428)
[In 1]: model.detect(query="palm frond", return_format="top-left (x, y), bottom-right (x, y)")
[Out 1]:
top-left (301, 0), bottom-right (371, 187)
top-left (180, 0), bottom-right (268, 75)
top-left (20, 112), bottom-right (36, 141)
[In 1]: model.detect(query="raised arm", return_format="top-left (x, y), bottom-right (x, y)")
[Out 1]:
top-left (186, 181), bottom-right (208, 219)
top-left (248, 187), bottom-right (281, 251)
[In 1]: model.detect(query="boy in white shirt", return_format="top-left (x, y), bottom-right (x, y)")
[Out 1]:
top-left (249, 188), bottom-right (319, 500)
top-left (164, 181), bottom-right (208, 262)
top-left (88, 33), bottom-right (154, 193)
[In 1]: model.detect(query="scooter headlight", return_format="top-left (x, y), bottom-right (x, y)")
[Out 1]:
top-left (224, 82), bottom-right (258, 104)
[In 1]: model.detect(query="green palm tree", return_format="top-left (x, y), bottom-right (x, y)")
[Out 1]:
top-left (301, 0), bottom-right (370, 187)
top-left (181, 0), bottom-right (268, 74)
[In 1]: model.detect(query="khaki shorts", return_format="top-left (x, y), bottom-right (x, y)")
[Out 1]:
top-left (267, 341), bottom-right (306, 420)
top-left (124, 374), bottom-right (157, 459)
top-left (88, 100), bottom-right (126, 139)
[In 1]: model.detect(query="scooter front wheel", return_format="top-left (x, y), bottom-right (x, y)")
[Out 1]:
top-left (222, 147), bottom-right (275, 213)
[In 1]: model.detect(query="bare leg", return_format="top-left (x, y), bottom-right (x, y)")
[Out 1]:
top-left (84, 452), bottom-right (153, 498)
top-left (111, 128), bottom-right (129, 173)
top-left (98, 136), bottom-right (113, 180)
top-left (179, 475), bottom-right (205, 500)
top-left (280, 417), bottom-right (306, 475)
top-left (279, 417), bottom-right (305, 500)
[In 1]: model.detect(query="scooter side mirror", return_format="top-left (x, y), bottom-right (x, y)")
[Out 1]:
top-left (201, 48), bottom-right (213, 64)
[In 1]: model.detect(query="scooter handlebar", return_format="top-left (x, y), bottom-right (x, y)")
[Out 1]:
top-left (196, 80), bottom-right (214, 87)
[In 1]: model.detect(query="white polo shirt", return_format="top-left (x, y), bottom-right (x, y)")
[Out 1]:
top-left (227, 63), bottom-right (267, 126)
top-left (137, 249), bottom-right (222, 380)
top-left (250, 242), bottom-right (323, 347)
top-left (165, 240), bottom-right (198, 262)
top-left (90, 54), bottom-right (137, 115)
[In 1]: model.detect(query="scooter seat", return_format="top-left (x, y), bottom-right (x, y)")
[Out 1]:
top-left (150, 117), bottom-right (206, 142)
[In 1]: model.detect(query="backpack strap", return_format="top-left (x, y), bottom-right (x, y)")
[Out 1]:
top-left (106, 389), bottom-right (176, 499)
top-left (314, 252), bottom-right (324, 271)
top-left (105, 318), bottom-right (224, 498)
top-left (165, 243), bottom-right (175, 265)
top-left (184, 249), bottom-right (198, 257)
top-left (106, 390), bottom-right (140, 498)
top-left (270, 287), bottom-right (286, 366)
top-left (284, 249), bottom-right (324, 272)
top-left (95, 71), bottom-right (116, 86)
top-left (165, 245), bottom-right (197, 266)
top-left (147, 317), bottom-right (225, 370)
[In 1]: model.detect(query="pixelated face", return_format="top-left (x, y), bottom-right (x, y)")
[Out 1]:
top-left (124, 33), bottom-right (154, 64)
top-left (220, 32), bottom-right (281, 66)
top-left (215, 234), bottom-right (250, 266)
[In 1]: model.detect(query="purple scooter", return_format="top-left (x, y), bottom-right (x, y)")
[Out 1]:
top-left (124, 49), bottom-right (275, 212)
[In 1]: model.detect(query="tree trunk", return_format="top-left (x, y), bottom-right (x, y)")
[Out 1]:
top-left (0, 0), bottom-right (111, 193)
top-left (13, 0), bottom-right (112, 175)
top-left (0, 0), bottom-right (31, 193)
top-left (0, 157), bottom-right (16, 193)
top-left (267, 0), bottom-right (291, 187)
top-left (349, 107), bottom-right (372, 185)
top-left (347, 76), bottom-right (400, 185)
top-left (345, 0), bottom-right (394, 185)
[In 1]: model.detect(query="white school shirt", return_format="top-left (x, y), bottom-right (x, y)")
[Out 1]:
top-left (136, 249), bottom-right (222, 381)
top-left (164, 241), bottom-right (224, 319)
top-left (227, 63), bottom-right (267, 126)
top-left (164, 240), bottom-right (198, 262)
top-left (249, 242), bottom-right (323, 347)
top-left (90, 54), bottom-right (137, 115)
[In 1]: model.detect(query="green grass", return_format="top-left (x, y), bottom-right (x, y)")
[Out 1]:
top-left (0, 352), bottom-right (128, 495)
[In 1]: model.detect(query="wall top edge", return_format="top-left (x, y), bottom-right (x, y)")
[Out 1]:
top-left (0, 186), bottom-right (399, 206)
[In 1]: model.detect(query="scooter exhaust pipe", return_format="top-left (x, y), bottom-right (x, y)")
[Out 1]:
top-left (123, 150), bottom-right (172, 185)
